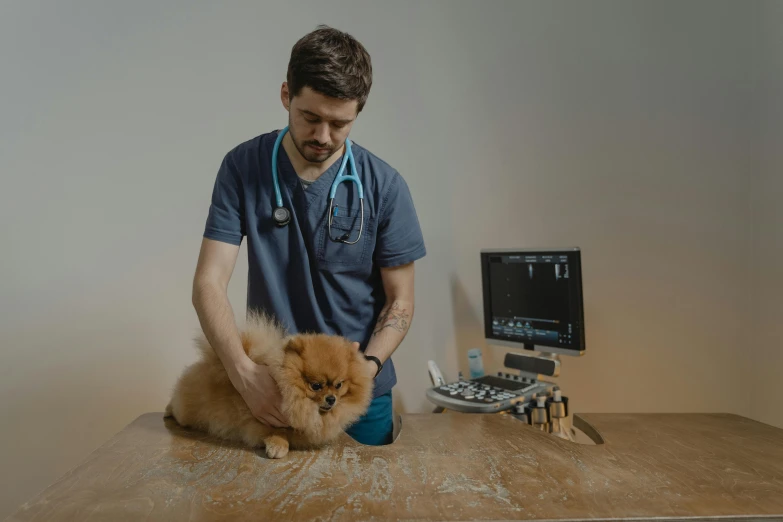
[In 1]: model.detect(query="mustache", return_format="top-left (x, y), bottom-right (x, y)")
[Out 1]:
top-left (303, 140), bottom-right (333, 150)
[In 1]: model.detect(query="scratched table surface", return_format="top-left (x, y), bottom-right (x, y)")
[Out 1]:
top-left (6, 411), bottom-right (783, 522)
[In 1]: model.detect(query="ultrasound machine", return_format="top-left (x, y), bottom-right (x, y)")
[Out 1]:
top-left (425, 247), bottom-right (586, 439)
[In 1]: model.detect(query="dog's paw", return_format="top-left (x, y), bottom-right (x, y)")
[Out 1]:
top-left (266, 440), bottom-right (288, 459)
top-left (264, 435), bottom-right (288, 459)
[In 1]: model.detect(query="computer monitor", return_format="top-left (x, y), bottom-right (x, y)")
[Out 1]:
top-left (481, 248), bottom-right (585, 356)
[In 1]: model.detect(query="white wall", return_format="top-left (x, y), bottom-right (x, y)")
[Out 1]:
top-left (422, 1), bottom-right (759, 418)
top-left (0, 0), bottom-right (764, 517)
top-left (748, 0), bottom-right (783, 428)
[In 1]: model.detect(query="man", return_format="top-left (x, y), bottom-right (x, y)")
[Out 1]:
top-left (191, 25), bottom-right (426, 446)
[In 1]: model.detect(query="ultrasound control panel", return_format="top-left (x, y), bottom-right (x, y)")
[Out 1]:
top-left (426, 374), bottom-right (548, 413)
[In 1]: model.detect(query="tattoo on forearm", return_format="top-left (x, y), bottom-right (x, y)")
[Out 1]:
top-left (372, 302), bottom-right (410, 336)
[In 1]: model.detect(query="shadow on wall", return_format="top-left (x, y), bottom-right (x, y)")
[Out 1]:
top-left (449, 276), bottom-right (504, 378)
top-left (391, 274), bottom-right (485, 415)
top-left (391, 388), bottom-right (406, 417)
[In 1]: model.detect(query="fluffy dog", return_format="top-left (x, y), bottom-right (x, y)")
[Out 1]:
top-left (165, 313), bottom-right (374, 458)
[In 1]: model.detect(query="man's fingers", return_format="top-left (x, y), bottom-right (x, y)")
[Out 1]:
top-left (270, 408), bottom-right (289, 427)
top-left (269, 417), bottom-right (286, 428)
top-left (268, 416), bottom-right (288, 428)
top-left (258, 413), bottom-right (285, 428)
top-left (351, 342), bottom-right (360, 350)
top-left (251, 409), bottom-right (281, 428)
top-left (256, 407), bottom-right (288, 428)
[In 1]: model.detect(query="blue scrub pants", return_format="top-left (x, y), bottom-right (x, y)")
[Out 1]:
top-left (345, 391), bottom-right (394, 445)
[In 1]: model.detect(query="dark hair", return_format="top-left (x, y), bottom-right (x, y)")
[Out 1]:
top-left (286, 25), bottom-right (373, 112)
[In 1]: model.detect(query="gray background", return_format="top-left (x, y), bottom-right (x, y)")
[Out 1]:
top-left (1, 0), bottom-right (780, 517)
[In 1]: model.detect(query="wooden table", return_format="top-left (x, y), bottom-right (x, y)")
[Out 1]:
top-left (6, 411), bottom-right (783, 521)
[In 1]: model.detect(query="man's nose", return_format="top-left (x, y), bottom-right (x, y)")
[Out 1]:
top-left (325, 395), bottom-right (336, 405)
top-left (313, 123), bottom-right (330, 144)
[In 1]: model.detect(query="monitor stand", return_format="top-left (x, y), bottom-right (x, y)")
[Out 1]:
top-left (499, 344), bottom-right (574, 441)
top-left (503, 343), bottom-right (561, 380)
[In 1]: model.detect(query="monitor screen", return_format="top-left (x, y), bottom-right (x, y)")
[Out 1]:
top-left (481, 248), bottom-right (585, 355)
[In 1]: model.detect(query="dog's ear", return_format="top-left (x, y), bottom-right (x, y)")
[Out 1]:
top-left (284, 337), bottom-right (305, 356)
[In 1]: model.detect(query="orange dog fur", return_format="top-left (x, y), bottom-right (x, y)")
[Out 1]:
top-left (165, 313), bottom-right (374, 458)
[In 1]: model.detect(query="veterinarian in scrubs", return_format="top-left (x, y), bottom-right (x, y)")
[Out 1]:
top-left (192, 25), bottom-right (426, 446)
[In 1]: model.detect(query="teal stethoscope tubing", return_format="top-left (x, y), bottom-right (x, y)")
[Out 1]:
top-left (271, 126), bottom-right (364, 244)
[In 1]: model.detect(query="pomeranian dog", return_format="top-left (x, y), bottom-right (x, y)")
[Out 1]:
top-left (165, 312), bottom-right (374, 458)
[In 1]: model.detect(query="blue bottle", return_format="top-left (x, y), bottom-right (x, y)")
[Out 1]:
top-left (467, 348), bottom-right (485, 379)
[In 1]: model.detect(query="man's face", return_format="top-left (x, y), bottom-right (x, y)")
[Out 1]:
top-left (281, 84), bottom-right (358, 164)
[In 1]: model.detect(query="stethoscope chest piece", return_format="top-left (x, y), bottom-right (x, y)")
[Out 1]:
top-left (273, 206), bottom-right (291, 227)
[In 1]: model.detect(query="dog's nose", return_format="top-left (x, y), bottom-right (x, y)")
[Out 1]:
top-left (325, 395), bottom-right (336, 406)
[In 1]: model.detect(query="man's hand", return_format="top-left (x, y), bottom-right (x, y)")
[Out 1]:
top-left (191, 238), bottom-right (290, 429)
top-left (349, 341), bottom-right (377, 379)
top-left (362, 358), bottom-right (379, 379)
top-left (235, 359), bottom-right (289, 428)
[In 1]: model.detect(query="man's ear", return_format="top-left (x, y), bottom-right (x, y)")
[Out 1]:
top-left (280, 82), bottom-right (290, 111)
top-left (284, 337), bottom-right (305, 356)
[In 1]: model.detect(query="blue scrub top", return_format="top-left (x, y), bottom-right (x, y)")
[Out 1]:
top-left (203, 130), bottom-right (427, 398)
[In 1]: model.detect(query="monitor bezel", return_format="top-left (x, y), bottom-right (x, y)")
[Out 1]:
top-left (480, 247), bottom-right (586, 357)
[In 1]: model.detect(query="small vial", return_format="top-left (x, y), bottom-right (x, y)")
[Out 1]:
top-left (467, 348), bottom-right (484, 379)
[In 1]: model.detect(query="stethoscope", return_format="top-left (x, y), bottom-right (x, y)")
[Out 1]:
top-left (271, 126), bottom-right (364, 244)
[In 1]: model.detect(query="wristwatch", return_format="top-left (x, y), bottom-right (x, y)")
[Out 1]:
top-left (364, 354), bottom-right (383, 378)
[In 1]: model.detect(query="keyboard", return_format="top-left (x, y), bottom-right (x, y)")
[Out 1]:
top-left (469, 374), bottom-right (540, 391)
top-left (426, 374), bottom-right (546, 413)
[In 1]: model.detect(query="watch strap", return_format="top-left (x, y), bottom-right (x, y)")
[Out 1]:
top-left (364, 354), bottom-right (383, 378)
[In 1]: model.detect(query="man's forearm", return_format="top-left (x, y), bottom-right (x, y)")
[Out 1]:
top-left (364, 299), bottom-right (414, 363)
top-left (192, 279), bottom-right (252, 386)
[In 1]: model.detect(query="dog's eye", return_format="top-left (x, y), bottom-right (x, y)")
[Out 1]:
top-left (310, 382), bottom-right (322, 391)
top-left (335, 382), bottom-right (343, 389)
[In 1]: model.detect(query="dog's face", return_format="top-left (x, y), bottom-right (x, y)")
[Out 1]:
top-left (282, 334), bottom-right (366, 413)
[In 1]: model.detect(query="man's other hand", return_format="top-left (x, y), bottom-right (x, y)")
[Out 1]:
top-left (236, 360), bottom-right (289, 428)
top-left (362, 358), bottom-right (378, 379)
top-left (350, 341), bottom-right (377, 379)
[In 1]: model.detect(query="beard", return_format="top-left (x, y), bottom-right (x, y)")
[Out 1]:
top-left (288, 119), bottom-right (340, 164)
